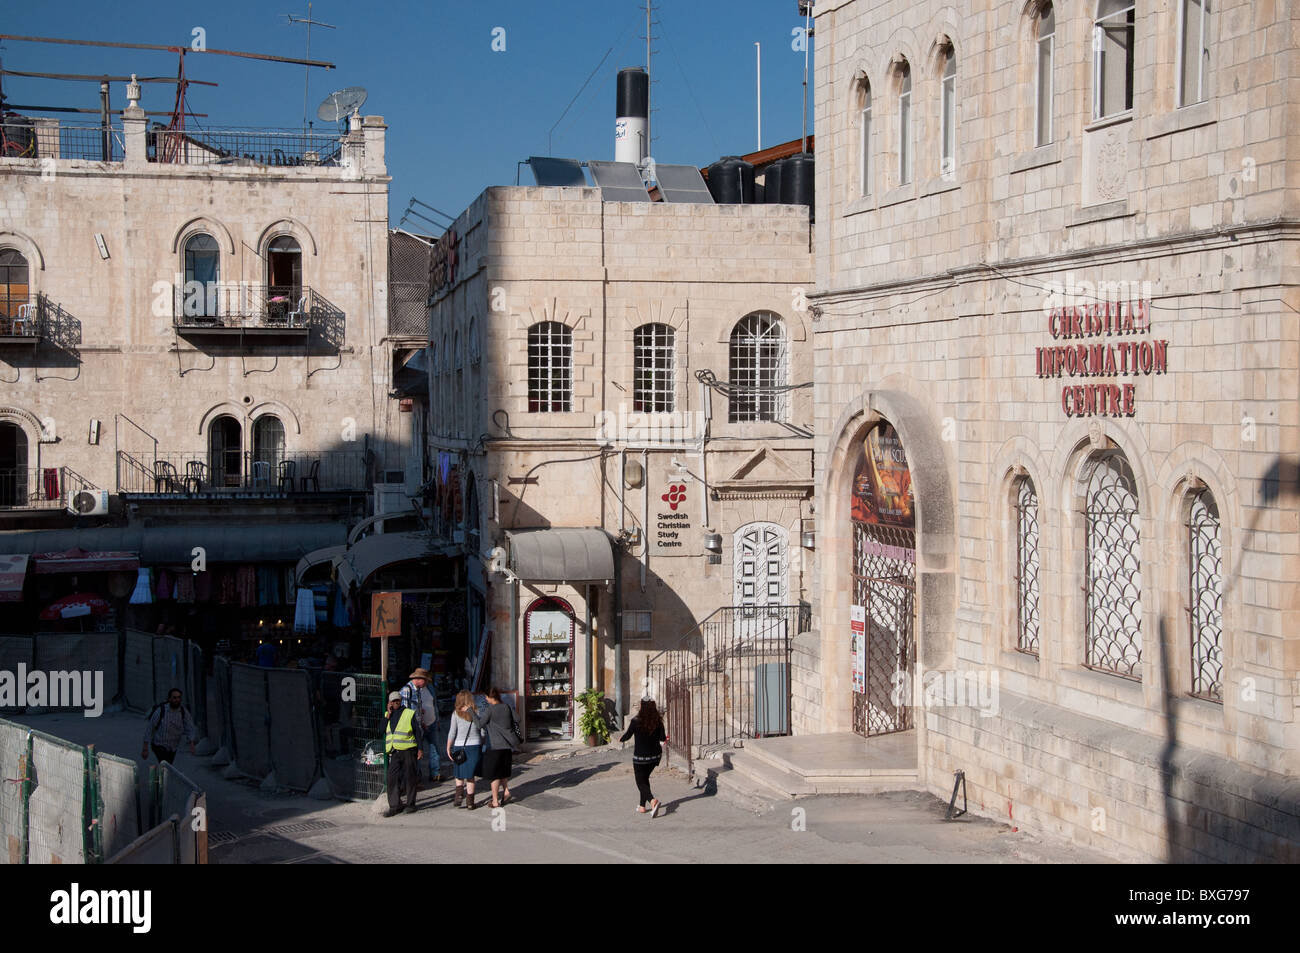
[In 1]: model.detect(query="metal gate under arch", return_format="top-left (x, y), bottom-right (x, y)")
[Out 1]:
top-left (851, 526), bottom-right (917, 737)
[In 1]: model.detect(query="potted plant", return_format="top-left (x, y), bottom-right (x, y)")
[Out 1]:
top-left (576, 687), bottom-right (611, 746)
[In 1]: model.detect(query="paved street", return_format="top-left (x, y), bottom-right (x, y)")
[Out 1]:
top-left (17, 710), bottom-right (1109, 864)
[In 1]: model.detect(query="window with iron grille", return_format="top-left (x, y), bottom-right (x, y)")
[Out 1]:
top-left (1084, 453), bottom-right (1142, 679)
top-left (1014, 476), bottom-right (1041, 656)
top-left (1188, 489), bottom-right (1223, 701)
top-left (633, 323), bottom-right (675, 413)
top-left (728, 312), bottom-right (786, 423)
top-left (528, 321), bottom-right (572, 413)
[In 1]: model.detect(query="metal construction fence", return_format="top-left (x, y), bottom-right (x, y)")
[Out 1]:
top-left (206, 659), bottom-right (384, 800)
top-left (0, 634), bottom-right (119, 713)
top-left (0, 718), bottom-right (205, 864)
top-left (123, 629), bottom-right (208, 742)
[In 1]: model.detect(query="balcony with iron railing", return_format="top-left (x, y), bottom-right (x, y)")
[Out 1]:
top-left (0, 294), bottom-right (43, 344)
top-left (0, 466), bottom-right (96, 511)
top-left (149, 126), bottom-right (343, 167)
top-left (116, 449), bottom-right (368, 497)
top-left (0, 119), bottom-right (125, 162)
top-left (171, 284), bottom-right (345, 341)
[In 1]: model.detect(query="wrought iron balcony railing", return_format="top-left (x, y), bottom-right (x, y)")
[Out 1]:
top-left (117, 449), bottom-right (368, 495)
top-left (0, 295), bottom-right (42, 342)
top-left (149, 127), bottom-right (343, 167)
top-left (172, 284), bottom-right (331, 335)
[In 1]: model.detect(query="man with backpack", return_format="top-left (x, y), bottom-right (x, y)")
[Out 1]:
top-left (400, 667), bottom-right (442, 784)
top-left (141, 687), bottom-right (197, 764)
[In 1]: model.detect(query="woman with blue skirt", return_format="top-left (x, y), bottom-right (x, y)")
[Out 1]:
top-left (446, 690), bottom-right (484, 809)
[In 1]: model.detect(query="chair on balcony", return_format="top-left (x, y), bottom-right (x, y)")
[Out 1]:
top-left (251, 460), bottom-right (272, 490)
top-left (153, 460), bottom-right (182, 493)
top-left (287, 294), bottom-right (308, 328)
top-left (184, 460), bottom-right (207, 494)
top-left (12, 303), bottom-right (33, 336)
top-left (300, 458), bottom-right (321, 492)
top-left (277, 459), bottom-right (297, 492)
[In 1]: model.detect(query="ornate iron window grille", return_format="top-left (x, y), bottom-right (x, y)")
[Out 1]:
top-left (728, 312), bottom-right (787, 423)
top-left (1188, 490), bottom-right (1224, 701)
top-left (1083, 453), bottom-right (1142, 679)
top-left (1014, 476), bottom-right (1041, 656)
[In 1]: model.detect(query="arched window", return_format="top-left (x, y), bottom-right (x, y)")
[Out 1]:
top-left (267, 236), bottom-right (302, 297)
top-left (858, 78), bottom-right (873, 197)
top-left (1093, 0), bottom-right (1135, 120)
top-left (0, 249), bottom-right (30, 321)
top-left (1036, 3), bottom-right (1056, 145)
top-left (0, 421), bottom-right (29, 507)
top-left (1083, 453), bottom-right (1142, 678)
top-left (1179, 0), bottom-right (1210, 106)
top-left (1014, 475), bottom-right (1041, 655)
top-left (633, 323), bottom-right (675, 413)
top-left (253, 414), bottom-right (285, 476)
top-left (183, 234), bottom-right (220, 318)
top-left (207, 415), bottom-right (242, 488)
top-left (897, 61), bottom-right (913, 185)
top-left (528, 322), bottom-right (572, 413)
top-left (939, 46), bottom-right (957, 177)
top-left (728, 312), bottom-right (786, 423)
top-left (1188, 489), bottom-right (1223, 701)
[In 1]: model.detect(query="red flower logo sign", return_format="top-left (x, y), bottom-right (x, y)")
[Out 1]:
top-left (662, 483), bottom-right (686, 511)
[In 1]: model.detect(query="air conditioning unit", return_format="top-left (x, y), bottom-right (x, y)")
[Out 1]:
top-left (373, 483), bottom-right (409, 521)
top-left (68, 489), bottom-right (109, 516)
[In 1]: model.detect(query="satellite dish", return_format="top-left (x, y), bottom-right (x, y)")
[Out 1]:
top-left (317, 86), bottom-right (368, 124)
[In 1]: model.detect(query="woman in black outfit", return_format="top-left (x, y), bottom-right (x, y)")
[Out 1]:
top-left (620, 698), bottom-right (667, 817)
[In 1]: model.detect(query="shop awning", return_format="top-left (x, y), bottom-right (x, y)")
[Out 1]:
top-left (506, 528), bottom-right (615, 584)
top-left (0, 554), bottom-right (29, 602)
top-left (0, 522), bottom-right (346, 565)
top-left (31, 548), bottom-right (140, 574)
top-left (295, 544), bottom-right (347, 586)
top-left (334, 531), bottom-right (457, 590)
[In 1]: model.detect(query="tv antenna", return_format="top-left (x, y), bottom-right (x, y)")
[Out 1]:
top-left (0, 33), bottom-right (334, 161)
top-left (285, 3), bottom-right (336, 133)
top-left (317, 86), bottom-right (367, 133)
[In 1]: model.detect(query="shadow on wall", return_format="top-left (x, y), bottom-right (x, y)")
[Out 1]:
top-left (1157, 453), bottom-right (1300, 862)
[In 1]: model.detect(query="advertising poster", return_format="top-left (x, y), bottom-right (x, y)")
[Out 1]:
top-left (850, 423), bottom-right (915, 529)
top-left (850, 604), bottom-right (866, 694)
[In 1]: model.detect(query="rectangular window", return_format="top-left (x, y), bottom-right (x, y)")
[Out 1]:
top-left (1179, 0), bottom-right (1209, 106)
top-left (1036, 14), bottom-right (1055, 145)
top-left (899, 81), bottom-right (912, 185)
top-left (633, 324), bottom-right (676, 413)
top-left (940, 55), bottom-right (956, 177)
top-left (622, 610), bottom-right (652, 641)
top-left (860, 103), bottom-right (872, 196)
top-left (1093, 2), bottom-right (1135, 120)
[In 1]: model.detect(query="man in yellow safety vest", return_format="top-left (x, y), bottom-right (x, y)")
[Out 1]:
top-left (383, 690), bottom-right (424, 816)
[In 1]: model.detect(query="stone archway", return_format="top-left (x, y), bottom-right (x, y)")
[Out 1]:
top-left (819, 387), bottom-right (957, 748)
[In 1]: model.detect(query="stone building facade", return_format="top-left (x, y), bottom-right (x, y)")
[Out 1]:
top-left (427, 185), bottom-right (814, 735)
top-left (0, 83), bottom-right (410, 646)
top-left (806, 0), bottom-right (1299, 860)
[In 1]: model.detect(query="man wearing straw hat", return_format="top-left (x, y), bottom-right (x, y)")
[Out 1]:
top-left (382, 690), bottom-right (423, 817)
top-left (400, 667), bottom-right (442, 785)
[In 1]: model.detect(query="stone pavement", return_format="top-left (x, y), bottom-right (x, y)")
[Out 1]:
top-left (14, 710), bottom-right (1113, 864)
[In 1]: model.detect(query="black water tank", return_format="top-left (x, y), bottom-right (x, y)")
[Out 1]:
top-left (706, 156), bottom-right (755, 204)
top-left (617, 67), bottom-right (649, 120)
top-left (780, 152), bottom-right (815, 210)
top-left (763, 159), bottom-right (785, 203)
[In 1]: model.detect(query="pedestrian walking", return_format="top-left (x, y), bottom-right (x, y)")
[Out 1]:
top-left (446, 689), bottom-right (483, 809)
top-left (477, 688), bottom-right (522, 808)
top-left (383, 690), bottom-right (423, 817)
top-left (400, 667), bottom-right (442, 784)
top-left (620, 697), bottom-right (667, 817)
top-left (140, 688), bottom-right (196, 764)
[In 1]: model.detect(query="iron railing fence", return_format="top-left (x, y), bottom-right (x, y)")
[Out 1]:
top-left (116, 449), bottom-right (368, 495)
top-left (648, 604), bottom-right (808, 773)
top-left (0, 294), bottom-right (42, 339)
top-left (172, 283), bottom-right (337, 331)
top-left (0, 467), bottom-right (69, 510)
top-left (0, 120), bottom-right (124, 162)
top-left (150, 127), bottom-right (343, 167)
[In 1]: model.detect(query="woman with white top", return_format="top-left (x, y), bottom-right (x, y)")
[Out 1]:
top-left (446, 690), bottom-right (484, 809)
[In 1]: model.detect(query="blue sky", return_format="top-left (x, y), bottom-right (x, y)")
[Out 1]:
top-left (3, 0), bottom-right (815, 222)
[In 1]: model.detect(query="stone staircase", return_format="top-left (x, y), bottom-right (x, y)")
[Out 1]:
top-left (697, 732), bottom-right (923, 813)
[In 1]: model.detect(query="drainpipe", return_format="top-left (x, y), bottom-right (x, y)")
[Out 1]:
top-left (584, 583), bottom-right (593, 692)
top-left (613, 546), bottom-right (623, 721)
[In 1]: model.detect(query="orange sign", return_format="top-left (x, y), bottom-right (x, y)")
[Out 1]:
top-left (370, 591), bottom-right (401, 639)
